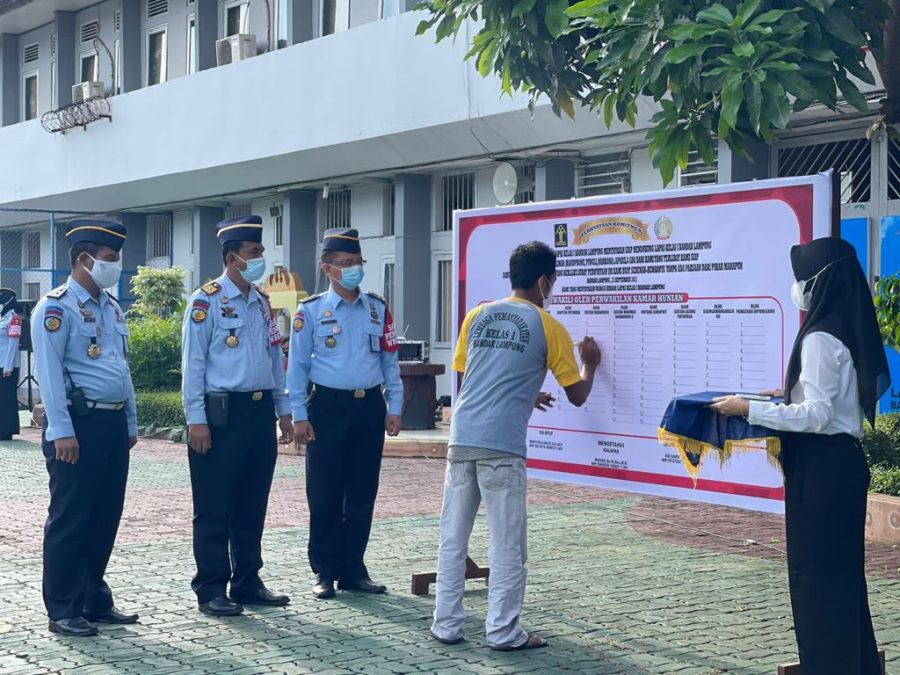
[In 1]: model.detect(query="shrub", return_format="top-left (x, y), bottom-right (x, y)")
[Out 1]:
top-left (129, 266), bottom-right (186, 318)
top-left (870, 465), bottom-right (900, 497)
top-left (128, 314), bottom-right (182, 391)
top-left (136, 390), bottom-right (185, 429)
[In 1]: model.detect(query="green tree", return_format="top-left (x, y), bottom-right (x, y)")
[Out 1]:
top-left (129, 266), bottom-right (186, 318)
top-left (874, 272), bottom-right (900, 352)
top-left (416, 0), bottom-right (897, 184)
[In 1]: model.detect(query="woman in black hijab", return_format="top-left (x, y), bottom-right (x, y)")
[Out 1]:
top-left (0, 288), bottom-right (21, 441)
top-left (713, 237), bottom-right (888, 674)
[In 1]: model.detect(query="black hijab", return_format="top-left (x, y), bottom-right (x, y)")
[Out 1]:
top-left (0, 289), bottom-right (16, 318)
top-left (784, 237), bottom-right (889, 427)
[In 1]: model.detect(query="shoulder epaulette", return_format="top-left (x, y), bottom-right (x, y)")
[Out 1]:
top-left (300, 292), bottom-right (326, 304)
top-left (46, 285), bottom-right (68, 300)
top-left (200, 281), bottom-right (222, 296)
top-left (365, 291), bottom-right (387, 305)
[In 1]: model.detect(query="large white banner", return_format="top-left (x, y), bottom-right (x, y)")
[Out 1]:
top-left (453, 174), bottom-right (833, 513)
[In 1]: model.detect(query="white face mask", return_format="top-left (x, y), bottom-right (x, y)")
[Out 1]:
top-left (540, 276), bottom-right (554, 310)
top-left (85, 254), bottom-right (123, 290)
top-left (789, 255), bottom-right (853, 311)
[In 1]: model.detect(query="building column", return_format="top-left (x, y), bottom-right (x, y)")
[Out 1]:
top-left (54, 12), bottom-right (76, 108)
top-left (717, 138), bottom-right (771, 184)
top-left (282, 190), bottom-right (318, 294)
top-left (192, 206), bottom-right (224, 286)
top-left (288, 0), bottom-right (315, 44)
top-left (0, 34), bottom-right (19, 127)
top-left (196, 0), bottom-right (220, 72)
top-left (394, 174), bottom-right (432, 341)
top-left (120, 0), bottom-right (142, 92)
top-left (535, 159), bottom-right (576, 201)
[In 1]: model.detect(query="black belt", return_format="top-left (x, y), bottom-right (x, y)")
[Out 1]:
top-left (66, 399), bottom-right (126, 411)
top-left (311, 384), bottom-right (382, 400)
top-left (218, 390), bottom-right (271, 402)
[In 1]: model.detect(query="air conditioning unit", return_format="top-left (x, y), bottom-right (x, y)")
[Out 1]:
top-left (72, 81), bottom-right (104, 104)
top-left (216, 34), bottom-right (256, 66)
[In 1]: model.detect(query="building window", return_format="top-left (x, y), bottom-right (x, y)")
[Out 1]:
top-left (778, 138), bottom-right (871, 203)
top-left (226, 2), bottom-right (249, 37)
top-left (383, 261), bottom-right (395, 311)
top-left (23, 74), bottom-right (38, 121)
top-left (187, 15), bottom-right (197, 74)
top-left (677, 147), bottom-right (719, 188)
top-left (384, 183), bottom-right (395, 236)
top-left (275, 0), bottom-right (288, 48)
top-left (381, 0), bottom-right (401, 18)
top-left (322, 0), bottom-right (350, 35)
top-left (81, 21), bottom-right (100, 43)
top-left (577, 151), bottom-right (630, 197)
top-left (147, 28), bottom-right (168, 86)
top-left (224, 203), bottom-right (251, 220)
top-left (439, 172), bottom-right (474, 232)
top-left (435, 259), bottom-right (453, 342)
top-left (322, 189), bottom-right (351, 236)
top-left (114, 40), bottom-right (122, 93)
top-left (147, 0), bottom-right (169, 19)
top-left (146, 215), bottom-right (172, 267)
top-left (24, 232), bottom-right (41, 269)
top-left (50, 61), bottom-right (57, 109)
top-left (81, 52), bottom-right (98, 83)
top-left (24, 282), bottom-right (41, 300)
top-left (889, 134), bottom-right (900, 201)
top-left (275, 213), bottom-right (284, 246)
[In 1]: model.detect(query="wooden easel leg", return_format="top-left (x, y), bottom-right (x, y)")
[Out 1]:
top-left (777, 649), bottom-right (886, 674)
top-left (411, 556), bottom-right (490, 596)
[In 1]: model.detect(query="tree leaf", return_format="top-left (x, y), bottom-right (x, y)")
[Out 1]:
top-left (556, 91), bottom-right (576, 118)
top-left (697, 4), bottom-right (735, 26)
top-left (603, 93), bottom-right (616, 127)
top-left (820, 9), bottom-right (866, 47)
top-left (835, 71), bottom-right (869, 112)
top-left (544, 0), bottom-right (570, 39)
top-left (511, 0), bottom-right (538, 19)
top-left (736, 0), bottom-right (762, 26)
top-left (733, 42), bottom-right (754, 58)
top-left (721, 75), bottom-right (743, 129)
top-left (664, 43), bottom-right (711, 64)
top-left (777, 71), bottom-right (819, 101)
top-left (745, 80), bottom-right (763, 133)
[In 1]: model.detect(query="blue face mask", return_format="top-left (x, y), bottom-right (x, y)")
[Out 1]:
top-left (337, 265), bottom-right (364, 291)
top-left (236, 254), bottom-right (266, 283)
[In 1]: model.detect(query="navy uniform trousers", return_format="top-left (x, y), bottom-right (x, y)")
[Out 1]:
top-left (188, 391), bottom-right (277, 603)
top-left (0, 367), bottom-right (19, 439)
top-left (41, 408), bottom-right (129, 621)
top-left (783, 431), bottom-right (881, 674)
top-left (306, 384), bottom-right (386, 581)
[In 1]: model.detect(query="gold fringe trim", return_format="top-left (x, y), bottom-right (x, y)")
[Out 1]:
top-left (656, 428), bottom-right (782, 487)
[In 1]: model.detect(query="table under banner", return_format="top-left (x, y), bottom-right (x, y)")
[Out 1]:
top-left (657, 392), bottom-right (784, 483)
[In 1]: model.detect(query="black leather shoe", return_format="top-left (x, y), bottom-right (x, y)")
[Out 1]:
top-left (83, 606), bottom-right (139, 624)
top-left (312, 577), bottom-right (335, 599)
top-left (198, 596), bottom-right (243, 617)
top-left (48, 617), bottom-right (98, 637)
top-left (338, 577), bottom-right (387, 594)
top-left (230, 587), bottom-right (290, 607)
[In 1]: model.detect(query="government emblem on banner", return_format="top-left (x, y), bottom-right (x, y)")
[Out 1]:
top-left (654, 216), bottom-right (673, 240)
top-left (554, 223), bottom-right (568, 247)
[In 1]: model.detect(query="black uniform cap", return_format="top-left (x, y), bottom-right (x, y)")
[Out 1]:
top-left (65, 220), bottom-right (127, 251)
top-left (322, 228), bottom-right (361, 254)
top-left (216, 215), bottom-right (263, 245)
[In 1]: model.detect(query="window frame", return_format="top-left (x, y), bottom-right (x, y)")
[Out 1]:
top-left (186, 14), bottom-right (197, 74)
top-left (80, 49), bottom-right (99, 84)
top-left (225, 0), bottom-right (249, 37)
top-left (322, 0), bottom-right (351, 35)
top-left (146, 25), bottom-right (169, 87)
top-left (22, 71), bottom-right (39, 121)
top-left (382, 257), bottom-right (396, 313)
top-left (23, 231), bottom-right (42, 269)
top-left (433, 256), bottom-right (454, 345)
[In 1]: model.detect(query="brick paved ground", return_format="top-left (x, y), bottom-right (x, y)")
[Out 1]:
top-left (0, 430), bottom-right (898, 674)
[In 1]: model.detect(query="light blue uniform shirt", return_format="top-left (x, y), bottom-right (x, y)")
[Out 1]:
top-left (32, 278), bottom-right (138, 441)
top-left (0, 311), bottom-right (21, 373)
top-left (181, 273), bottom-right (290, 426)
top-left (287, 287), bottom-right (403, 421)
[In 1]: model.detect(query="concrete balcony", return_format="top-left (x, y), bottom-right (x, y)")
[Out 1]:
top-left (0, 11), bottom-right (650, 211)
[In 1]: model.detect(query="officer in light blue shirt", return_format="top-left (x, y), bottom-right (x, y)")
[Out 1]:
top-left (31, 220), bottom-right (139, 637)
top-left (0, 288), bottom-right (21, 440)
top-left (181, 215), bottom-right (293, 617)
top-left (287, 227), bottom-right (403, 599)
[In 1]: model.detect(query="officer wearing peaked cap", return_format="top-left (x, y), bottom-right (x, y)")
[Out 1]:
top-left (31, 219), bottom-right (139, 637)
top-left (287, 227), bottom-right (404, 599)
top-left (181, 215), bottom-right (294, 617)
top-left (0, 287), bottom-right (21, 441)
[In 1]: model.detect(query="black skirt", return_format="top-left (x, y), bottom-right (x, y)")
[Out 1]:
top-left (782, 431), bottom-right (880, 674)
top-left (0, 368), bottom-right (19, 439)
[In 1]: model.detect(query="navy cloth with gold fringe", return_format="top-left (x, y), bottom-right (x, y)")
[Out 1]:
top-left (657, 392), bottom-right (783, 483)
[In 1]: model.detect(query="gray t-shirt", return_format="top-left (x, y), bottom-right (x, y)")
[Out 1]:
top-left (449, 297), bottom-right (581, 458)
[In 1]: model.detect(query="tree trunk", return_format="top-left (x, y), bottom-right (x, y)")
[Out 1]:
top-left (879, 0), bottom-right (900, 123)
